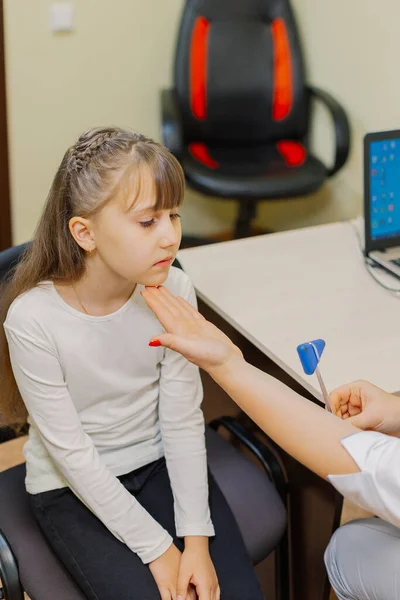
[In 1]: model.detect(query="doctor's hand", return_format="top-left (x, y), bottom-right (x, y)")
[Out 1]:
top-left (141, 285), bottom-right (243, 374)
top-left (330, 380), bottom-right (400, 437)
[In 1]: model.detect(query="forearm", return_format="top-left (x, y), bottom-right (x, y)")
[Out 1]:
top-left (160, 346), bottom-right (214, 537)
top-left (209, 357), bottom-right (360, 479)
top-left (184, 536), bottom-right (209, 549)
top-left (162, 423), bottom-right (215, 537)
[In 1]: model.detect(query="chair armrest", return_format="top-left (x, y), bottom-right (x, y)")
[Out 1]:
top-left (308, 85), bottom-right (351, 177)
top-left (0, 528), bottom-right (24, 600)
top-left (208, 415), bottom-right (288, 501)
top-left (207, 417), bottom-right (290, 599)
top-left (160, 89), bottom-right (184, 158)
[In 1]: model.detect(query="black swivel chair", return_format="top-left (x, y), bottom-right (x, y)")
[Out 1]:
top-left (161, 0), bottom-right (351, 239)
top-left (0, 243), bottom-right (30, 283)
top-left (0, 244), bottom-right (290, 600)
top-left (0, 243), bottom-right (30, 444)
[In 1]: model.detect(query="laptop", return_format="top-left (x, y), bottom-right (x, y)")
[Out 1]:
top-left (364, 129), bottom-right (400, 277)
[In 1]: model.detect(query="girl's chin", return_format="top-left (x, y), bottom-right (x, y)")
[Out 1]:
top-left (139, 271), bottom-right (170, 288)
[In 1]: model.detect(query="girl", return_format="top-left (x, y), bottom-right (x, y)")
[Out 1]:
top-left (0, 128), bottom-right (265, 600)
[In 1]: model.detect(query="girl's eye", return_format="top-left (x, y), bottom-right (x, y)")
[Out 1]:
top-left (139, 213), bottom-right (180, 228)
top-left (139, 219), bottom-right (155, 228)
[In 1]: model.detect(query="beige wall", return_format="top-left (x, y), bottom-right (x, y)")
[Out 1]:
top-left (4, 1), bottom-right (400, 244)
top-left (4, 0), bottom-right (184, 243)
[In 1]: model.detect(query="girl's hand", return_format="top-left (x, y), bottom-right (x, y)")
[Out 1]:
top-left (141, 286), bottom-right (242, 374)
top-left (149, 543), bottom-right (197, 600)
top-left (330, 380), bottom-right (400, 436)
top-left (177, 537), bottom-right (220, 600)
top-left (149, 544), bottom-right (182, 600)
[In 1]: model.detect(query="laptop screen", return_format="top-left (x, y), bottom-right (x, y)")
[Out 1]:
top-left (369, 137), bottom-right (400, 241)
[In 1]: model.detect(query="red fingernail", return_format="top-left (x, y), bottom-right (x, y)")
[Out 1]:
top-left (149, 340), bottom-right (161, 347)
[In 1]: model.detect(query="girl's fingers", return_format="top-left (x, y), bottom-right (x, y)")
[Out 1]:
top-left (158, 587), bottom-right (172, 600)
top-left (195, 583), bottom-right (211, 600)
top-left (188, 587), bottom-right (197, 600)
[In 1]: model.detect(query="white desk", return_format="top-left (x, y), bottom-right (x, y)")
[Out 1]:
top-left (178, 221), bottom-right (400, 402)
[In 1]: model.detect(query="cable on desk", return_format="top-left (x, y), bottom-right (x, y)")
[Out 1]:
top-left (349, 221), bottom-right (400, 296)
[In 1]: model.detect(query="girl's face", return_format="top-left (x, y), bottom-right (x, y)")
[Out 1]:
top-left (72, 169), bottom-right (182, 287)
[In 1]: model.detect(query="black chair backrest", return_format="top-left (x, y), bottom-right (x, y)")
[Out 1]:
top-left (0, 243), bottom-right (31, 284)
top-left (174, 0), bottom-right (309, 145)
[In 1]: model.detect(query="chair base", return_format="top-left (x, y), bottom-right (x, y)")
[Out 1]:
top-left (234, 200), bottom-right (257, 239)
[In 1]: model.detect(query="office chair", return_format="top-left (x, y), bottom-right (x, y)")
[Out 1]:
top-left (0, 243), bottom-right (30, 284)
top-left (0, 243), bottom-right (290, 600)
top-left (161, 0), bottom-right (351, 239)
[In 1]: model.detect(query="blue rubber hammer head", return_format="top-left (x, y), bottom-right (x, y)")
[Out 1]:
top-left (297, 339), bottom-right (326, 375)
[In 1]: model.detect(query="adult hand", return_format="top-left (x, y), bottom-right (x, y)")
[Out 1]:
top-left (142, 286), bottom-right (242, 374)
top-left (330, 380), bottom-right (400, 436)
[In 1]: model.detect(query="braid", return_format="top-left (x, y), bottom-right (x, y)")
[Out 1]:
top-left (69, 129), bottom-right (118, 173)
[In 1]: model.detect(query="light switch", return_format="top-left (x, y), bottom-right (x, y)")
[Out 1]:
top-left (49, 2), bottom-right (74, 32)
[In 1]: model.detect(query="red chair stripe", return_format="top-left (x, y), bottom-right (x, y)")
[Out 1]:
top-left (189, 143), bottom-right (219, 169)
top-left (190, 16), bottom-right (210, 120)
top-left (271, 18), bottom-right (293, 121)
top-left (277, 141), bottom-right (307, 166)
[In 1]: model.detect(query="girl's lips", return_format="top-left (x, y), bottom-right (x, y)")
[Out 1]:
top-left (153, 257), bottom-right (173, 267)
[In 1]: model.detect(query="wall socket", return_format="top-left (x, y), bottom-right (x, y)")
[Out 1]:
top-left (49, 2), bottom-right (74, 32)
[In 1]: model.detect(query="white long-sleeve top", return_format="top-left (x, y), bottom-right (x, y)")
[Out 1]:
top-left (4, 267), bottom-right (214, 564)
top-left (329, 430), bottom-right (400, 526)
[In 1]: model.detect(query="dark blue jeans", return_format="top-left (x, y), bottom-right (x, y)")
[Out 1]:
top-left (29, 457), bottom-right (265, 600)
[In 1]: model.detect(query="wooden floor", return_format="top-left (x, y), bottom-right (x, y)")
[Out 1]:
top-left (0, 436), bottom-right (372, 600)
top-left (0, 434), bottom-right (26, 471)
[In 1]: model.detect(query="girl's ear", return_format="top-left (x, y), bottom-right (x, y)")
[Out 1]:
top-left (69, 217), bottom-right (96, 252)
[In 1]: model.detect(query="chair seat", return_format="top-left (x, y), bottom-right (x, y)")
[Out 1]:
top-left (0, 463), bottom-right (85, 600)
top-left (182, 140), bottom-right (327, 200)
top-left (205, 427), bottom-right (286, 564)
top-left (0, 429), bottom-right (286, 599)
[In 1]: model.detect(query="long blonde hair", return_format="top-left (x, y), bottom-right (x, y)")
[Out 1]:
top-left (0, 127), bottom-right (185, 426)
